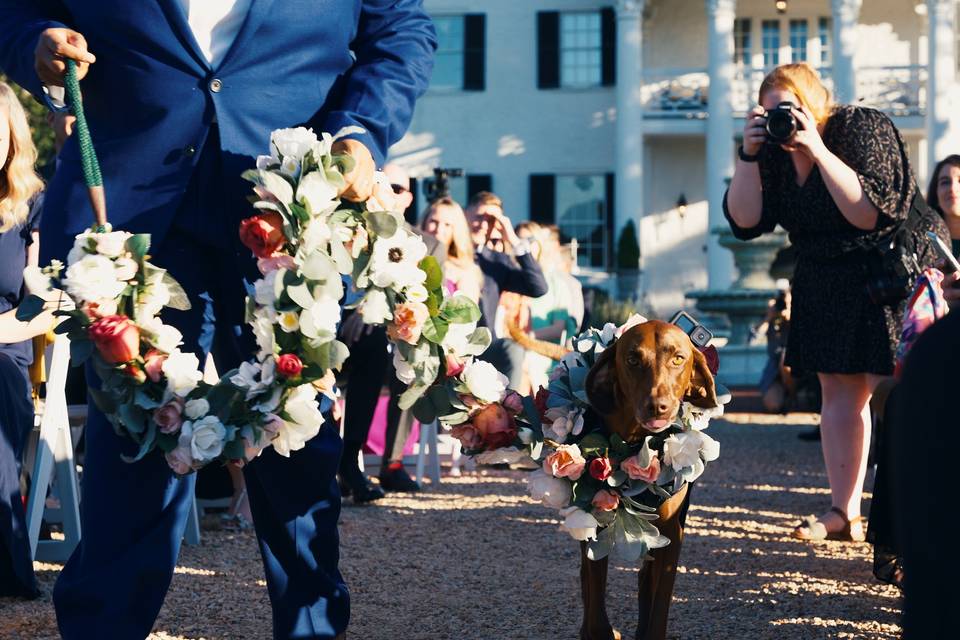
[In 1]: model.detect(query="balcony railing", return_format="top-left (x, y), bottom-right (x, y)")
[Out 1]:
top-left (640, 65), bottom-right (926, 119)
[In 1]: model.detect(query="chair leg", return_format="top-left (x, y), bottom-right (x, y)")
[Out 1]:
top-left (427, 421), bottom-right (441, 486)
top-left (184, 494), bottom-right (201, 546)
top-left (415, 421), bottom-right (428, 486)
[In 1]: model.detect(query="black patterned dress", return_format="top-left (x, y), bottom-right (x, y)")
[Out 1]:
top-left (724, 105), bottom-right (949, 375)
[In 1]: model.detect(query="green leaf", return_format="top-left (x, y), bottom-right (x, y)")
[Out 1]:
top-left (134, 388), bottom-right (162, 410)
top-left (289, 201), bottom-right (311, 224)
top-left (15, 294), bottom-right (45, 322)
top-left (88, 387), bottom-right (117, 415)
top-left (162, 272), bottom-right (191, 311)
top-left (440, 296), bottom-right (481, 324)
top-left (607, 470), bottom-right (628, 487)
top-left (461, 327), bottom-right (492, 356)
top-left (521, 395), bottom-right (543, 431)
top-left (399, 384), bottom-right (430, 410)
top-left (121, 426), bottom-right (158, 464)
top-left (156, 432), bottom-right (179, 454)
top-left (69, 339), bottom-right (95, 367)
top-left (419, 256), bottom-right (443, 292)
top-left (363, 211), bottom-right (398, 238)
top-left (422, 315), bottom-right (449, 344)
top-left (118, 403), bottom-right (147, 435)
top-left (333, 152), bottom-right (356, 176)
top-left (586, 524), bottom-right (615, 561)
top-left (126, 234), bottom-right (151, 261)
top-left (206, 382), bottom-right (242, 420)
top-left (609, 434), bottom-right (632, 459)
top-left (222, 437), bottom-right (246, 462)
top-left (578, 432), bottom-right (610, 457)
top-left (571, 478), bottom-right (599, 510)
top-left (412, 395), bottom-right (438, 424)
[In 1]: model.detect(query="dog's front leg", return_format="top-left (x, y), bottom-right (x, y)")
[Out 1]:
top-left (636, 484), bottom-right (690, 640)
top-left (579, 542), bottom-right (620, 640)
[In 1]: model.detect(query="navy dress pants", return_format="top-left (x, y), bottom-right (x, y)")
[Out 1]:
top-left (53, 230), bottom-right (348, 638)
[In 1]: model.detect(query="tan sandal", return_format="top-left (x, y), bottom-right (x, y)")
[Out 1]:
top-left (791, 506), bottom-right (865, 542)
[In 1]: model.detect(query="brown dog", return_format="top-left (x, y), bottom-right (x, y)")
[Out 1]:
top-left (579, 320), bottom-right (718, 640)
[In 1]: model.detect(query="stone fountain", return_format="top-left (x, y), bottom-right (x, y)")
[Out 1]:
top-left (686, 226), bottom-right (789, 386)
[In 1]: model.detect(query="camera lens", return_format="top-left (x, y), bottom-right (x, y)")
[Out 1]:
top-left (765, 103), bottom-right (798, 144)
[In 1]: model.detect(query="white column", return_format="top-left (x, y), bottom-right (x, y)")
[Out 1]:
top-left (926, 0), bottom-right (960, 177)
top-left (615, 0), bottom-right (645, 272)
top-left (705, 0), bottom-right (736, 290)
top-left (830, 0), bottom-right (862, 104)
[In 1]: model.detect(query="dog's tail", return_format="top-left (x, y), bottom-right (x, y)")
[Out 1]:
top-left (505, 315), bottom-right (571, 361)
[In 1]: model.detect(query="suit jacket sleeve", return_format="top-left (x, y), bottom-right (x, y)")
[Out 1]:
top-left (316, 0), bottom-right (437, 166)
top-left (481, 249), bottom-right (549, 298)
top-left (0, 0), bottom-right (69, 101)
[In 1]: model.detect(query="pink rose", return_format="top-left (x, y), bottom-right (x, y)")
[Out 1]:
top-left (387, 302), bottom-right (430, 345)
top-left (445, 353), bottom-right (465, 378)
top-left (543, 444), bottom-right (586, 480)
top-left (144, 349), bottom-right (167, 383)
top-left (89, 315), bottom-right (140, 364)
top-left (165, 446), bottom-right (194, 475)
top-left (592, 489), bottom-right (620, 512)
top-left (589, 456), bottom-right (613, 481)
top-left (472, 403), bottom-right (518, 449)
top-left (153, 398), bottom-right (185, 434)
top-left (450, 423), bottom-right (484, 450)
top-left (502, 391), bottom-right (524, 415)
top-left (257, 254), bottom-right (297, 275)
top-left (621, 453), bottom-right (661, 483)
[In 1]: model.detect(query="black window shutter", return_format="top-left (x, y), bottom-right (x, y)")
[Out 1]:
top-left (529, 174), bottom-right (556, 224)
top-left (464, 14), bottom-right (486, 91)
top-left (467, 174), bottom-right (492, 201)
top-left (407, 177), bottom-right (419, 225)
top-left (605, 172), bottom-right (616, 269)
top-left (537, 12), bottom-right (560, 89)
top-left (601, 7), bottom-right (616, 87)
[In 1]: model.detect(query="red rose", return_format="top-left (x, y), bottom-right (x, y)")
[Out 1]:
top-left (276, 353), bottom-right (304, 378)
top-left (239, 212), bottom-right (286, 259)
top-left (534, 387), bottom-right (550, 420)
top-left (698, 345), bottom-right (720, 376)
top-left (589, 456), bottom-right (613, 481)
top-left (89, 315), bottom-right (140, 364)
top-left (472, 403), bottom-right (518, 450)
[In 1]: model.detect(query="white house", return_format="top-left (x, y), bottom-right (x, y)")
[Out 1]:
top-left (389, 0), bottom-right (960, 315)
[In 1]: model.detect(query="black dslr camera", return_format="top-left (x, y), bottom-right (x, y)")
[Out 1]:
top-left (765, 101), bottom-right (800, 144)
top-left (422, 167), bottom-right (463, 203)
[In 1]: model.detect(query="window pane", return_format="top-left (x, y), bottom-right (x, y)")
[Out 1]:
top-left (431, 15), bottom-right (465, 89)
top-left (560, 11), bottom-right (603, 88)
top-left (819, 17), bottom-right (832, 65)
top-left (762, 20), bottom-right (780, 67)
top-left (734, 18), bottom-right (752, 65)
top-left (790, 20), bottom-right (808, 62)
top-left (556, 175), bottom-right (608, 269)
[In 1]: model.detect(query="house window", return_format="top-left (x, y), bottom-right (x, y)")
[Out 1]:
top-left (818, 17), bottom-right (832, 66)
top-left (789, 19), bottom-right (808, 62)
top-left (734, 18), bottom-right (752, 66)
top-left (556, 174), bottom-right (610, 268)
top-left (430, 14), bottom-right (486, 91)
top-left (560, 11), bottom-right (603, 88)
top-left (762, 20), bottom-right (780, 67)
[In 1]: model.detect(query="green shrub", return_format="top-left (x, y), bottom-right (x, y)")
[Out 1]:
top-left (616, 219), bottom-right (640, 270)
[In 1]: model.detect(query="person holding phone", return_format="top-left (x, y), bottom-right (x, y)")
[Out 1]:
top-left (927, 155), bottom-right (960, 303)
top-left (725, 63), bottom-right (948, 542)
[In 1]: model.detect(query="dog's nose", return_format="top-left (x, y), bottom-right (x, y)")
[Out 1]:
top-left (646, 397), bottom-right (671, 417)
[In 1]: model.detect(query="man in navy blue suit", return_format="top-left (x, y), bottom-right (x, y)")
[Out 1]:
top-left (0, 1), bottom-right (436, 638)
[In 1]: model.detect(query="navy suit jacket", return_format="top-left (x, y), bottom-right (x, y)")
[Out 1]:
top-left (0, 0), bottom-right (437, 264)
top-left (477, 248), bottom-right (548, 339)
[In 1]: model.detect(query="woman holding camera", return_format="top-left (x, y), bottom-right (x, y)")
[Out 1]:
top-left (725, 63), bottom-right (947, 542)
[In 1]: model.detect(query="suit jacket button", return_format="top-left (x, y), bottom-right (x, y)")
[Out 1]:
top-left (209, 78), bottom-right (223, 93)
top-left (183, 145), bottom-right (196, 158)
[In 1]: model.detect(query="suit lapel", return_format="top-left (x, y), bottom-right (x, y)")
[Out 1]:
top-left (155, 0), bottom-right (211, 72)
top-left (216, 0), bottom-right (277, 72)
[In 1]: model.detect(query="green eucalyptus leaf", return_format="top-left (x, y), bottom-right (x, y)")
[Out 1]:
top-left (419, 256), bottom-right (443, 292)
top-left (422, 316), bottom-right (449, 344)
top-left (15, 295), bottom-right (45, 322)
top-left (363, 211), bottom-right (398, 239)
top-left (88, 387), bottom-right (117, 415)
top-left (440, 296), bottom-right (481, 324)
top-left (162, 272), bottom-right (191, 311)
top-left (69, 339), bottom-right (94, 367)
top-left (126, 234), bottom-right (151, 261)
top-left (399, 384), bottom-right (429, 410)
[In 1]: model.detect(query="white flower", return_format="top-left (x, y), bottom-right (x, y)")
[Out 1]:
top-left (475, 447), bottom-right (530, 466)
top-left (349, 225), bottom-right (369, 258)
top-left (405, 284), bottom-right (429, 304)
top-left (67, 233), bottom-right (94, 265)
top-left (254, 271), bottom-right (280, 309)
top-left (139, 278), bottom-right (170, 317)
top-left (366, 171), bottom-right (397, 212)
top-left (181, 415), bottom-right (226, 463)
top-left (560, 351), bottom-right (586, 371)
top-left (299, 296), bottom-right (341, 338)
top-left (698, 430), bottom-right (720, 462)
top-left (528, 469), bottom-right (572, 509)
top-left (682, 403), bottom-right (724, 431)
top-left (271, 127), bottom-right (318, 161)
top-left (359, 289), bottom-right (392, 324)
top-left (95, 231), bottom-right (131, 258)
top-left (393, 349), bottom-right (416, 385)
top-left (543, 407), bottom-right (584, 443)
top-left (278, 310), bottom-right (301, 333)
top-left (184, 398), bottom-right (210, 420)
top-left (161, 351), bottom-right (202, 397)
top-left (260, 171), bottom-right (294, 207)
top-left (560, 506), bottom-right (599, 541)
top-left (518, 427), bottom-right (534, 445)
top-left (300, 218), bottom-right (332, 255)
top-left (663, 431), bottom-right (703, 472)
top-left (140, 317), bottom-right (184, 354)
top-left (462, 360), bottom-right (508, 403)
top-left (273, 384), bottom-right (323, 456)
top-left (63, 254), bottom-right (126, 304)
top-left (600, 323), bottom-right (617, 346)
top-left (251, 312), bottom-right (277, 359)
top-left (280, 156), bottom-right (300, 179)
top-left (368, 233), bottom-right (427, 290)
top-left (256, 155), bottom-right (273, 170)
top-left (112, 257), bottom-right (138, 281)
top-left (297, 171), bottom-right (339, 216)
top-left (230, 360), bottom-right (276, 400)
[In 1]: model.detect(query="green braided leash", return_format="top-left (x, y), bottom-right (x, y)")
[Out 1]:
top-left (64, 59), bottom-right (108, 231)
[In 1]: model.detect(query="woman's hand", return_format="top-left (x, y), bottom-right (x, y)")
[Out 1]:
top-left (782, 105), bottom-right (828, 162)
top-left (743, 106), bottom-right (767, 156)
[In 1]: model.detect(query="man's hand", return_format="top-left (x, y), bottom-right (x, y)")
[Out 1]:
top-left (484, 208), bottom-right (521, 250)
top-left (35, 28), bottom-right (96, 86)
top-left (332, 138), bottom-right (375, 202)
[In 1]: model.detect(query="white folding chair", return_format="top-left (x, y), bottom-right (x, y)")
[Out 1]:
top-left (414, 420), bottom-right (441, 487)
top-left (26, 333), bottom-right (82, 562)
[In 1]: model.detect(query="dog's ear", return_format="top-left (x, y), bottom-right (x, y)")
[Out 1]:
top-left (586, 343), bottom-right (621, 415)
top-left (685, 348), bottom-right (718, 408)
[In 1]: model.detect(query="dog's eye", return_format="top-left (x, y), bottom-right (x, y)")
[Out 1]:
top-left (672, 355), bottom-right (685, 366)
top-left (626, 355), bottom-right (640, 367)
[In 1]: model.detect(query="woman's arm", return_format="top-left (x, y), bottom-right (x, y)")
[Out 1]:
top-left (725, 106), bottom-right (767, 229)
top-left (0, 306), bottom-right (56, 344)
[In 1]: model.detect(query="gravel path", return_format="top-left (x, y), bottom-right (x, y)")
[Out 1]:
top-left (2, 413), bottom-right (902, 639)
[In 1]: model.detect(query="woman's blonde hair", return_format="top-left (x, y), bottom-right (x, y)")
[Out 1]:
top-left (422, 197), bottom-right (477, 266)
top-left (758, 63), bottom-right (835, 124)
top-left (0, 82), bottom-right (43, 232)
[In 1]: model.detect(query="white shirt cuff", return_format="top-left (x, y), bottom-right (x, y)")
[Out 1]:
top-left (44, 85), bottom-right (66, 109)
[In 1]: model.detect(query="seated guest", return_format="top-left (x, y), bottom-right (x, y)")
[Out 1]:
top-left (0, 82), bottom-right (63, 598)
top-left (465, 192), bottom-right (548, 388)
